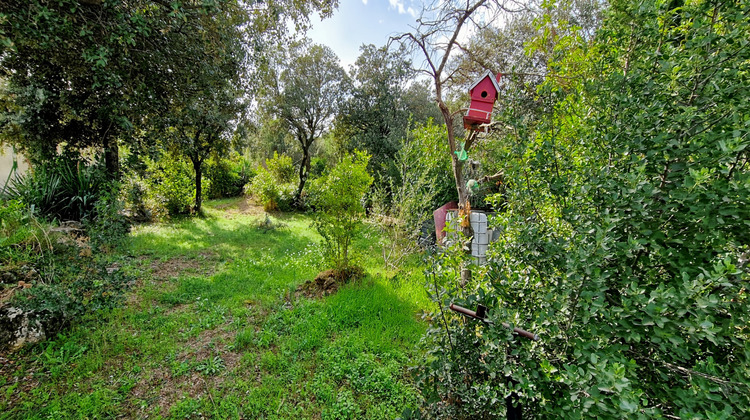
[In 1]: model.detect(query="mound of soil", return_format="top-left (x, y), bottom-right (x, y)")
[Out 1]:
top-left (295, 267), bottom-right (365, 299)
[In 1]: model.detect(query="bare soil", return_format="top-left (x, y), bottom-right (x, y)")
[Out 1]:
top-left (295, 267), bottom-right (365, 299)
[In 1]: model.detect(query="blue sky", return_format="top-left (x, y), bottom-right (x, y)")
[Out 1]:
top-left (308, 0), bottom-right (422, 70)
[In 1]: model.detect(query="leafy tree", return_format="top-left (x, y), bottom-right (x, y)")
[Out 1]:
top-left (311, 151), bottom-right (373, 271)
top-left (0, 0), bottom-right (339, 181)
top-left (262, 42), bottom-right (350, 207)
top-left (338, 44), bottom-right (438, 185)
top-left (162, 22), bottom-right (246, 213)
top-left (0, 0), bottom-right (210, 177)
top-left (417, 0), bottom-right (750, 417)
top-left (371, 121), bottom-right (454, 269)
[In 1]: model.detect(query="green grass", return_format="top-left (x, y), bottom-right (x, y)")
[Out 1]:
top-left (1, 197), bottom-right (430, 419)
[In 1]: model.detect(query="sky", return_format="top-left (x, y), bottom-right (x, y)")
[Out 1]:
top-left (307, 0), bottom-right (423, 71)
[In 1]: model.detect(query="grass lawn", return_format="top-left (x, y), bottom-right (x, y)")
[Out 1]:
top-left (1, 197), bottom-right (431, 419)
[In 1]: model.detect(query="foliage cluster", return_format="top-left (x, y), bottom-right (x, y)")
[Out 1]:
top-left (337, 45), bottom-right (441, 187)
top-left (0, 197), bottom-right (132, 340)
top-left (2, 159), bottom-right (107, 222)
top-left (0, 199), bottom-right (48, 266)
top-left (372, 121), bottom-right (454, 269)
top-left (122, 151), bottom-right (253, 219)
top-left (141, 152), bottom-right (197, 217)
top-left (311, 152), bottom-right (373, 271)
top-left (10, 252), bottom-right (132, 324)
top-left (250, 152), bottom-right (297, 212)
top-left (416, 0), bottom-right (750, 418)
top-left (1, 157), bottom-right (131, 251)
top-left (85, 189), bottom-right (130, 252)
top-left (205, 153), bottom-right (255, 200)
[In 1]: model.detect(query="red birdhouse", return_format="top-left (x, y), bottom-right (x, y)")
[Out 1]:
top-left (463, 70), bottom-right (502, 130)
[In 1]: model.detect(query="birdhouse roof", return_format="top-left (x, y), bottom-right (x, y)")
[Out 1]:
top-left (468, 70), bottom-right (501, 94)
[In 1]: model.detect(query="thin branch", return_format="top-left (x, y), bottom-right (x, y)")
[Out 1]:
top-left (661, 360), bottom-right (749, 388)
top-left (478, 171), bottom-right (504, 184)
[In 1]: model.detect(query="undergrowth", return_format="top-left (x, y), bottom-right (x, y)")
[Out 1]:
top-left (1, 197), bottom-right (430, 419)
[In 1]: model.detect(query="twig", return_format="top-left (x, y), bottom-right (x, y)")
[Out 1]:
top-left (431, 260), bottom-right (454, 353)
top-left (661, 361), bottom-right (748, 388)
top-left (478, 171), bottom-right (504, 184)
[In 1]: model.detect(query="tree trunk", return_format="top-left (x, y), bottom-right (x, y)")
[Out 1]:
top-left (294, 142), bottom-right (311, 208)
top-left (102, 132), bottom-right (120, 181)
top-left (193, 156), bottom-right (203, 213)
top-left (439, 95), bottom-right (473, 286)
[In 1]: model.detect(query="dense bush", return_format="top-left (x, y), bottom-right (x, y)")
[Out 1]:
top-left (121, 172), bottom-right (159, 221)
top-left (310, 151), bottom-right (373, 270)
top-left (143, 152), bottom-right (196, 216)
top-left (416, 1), bottom-right (750, 418)
top-left (249, 152), bottom-right (296, 211)
top-left (265, 151), bottom-right (296, 184)
top-left (399, 121), bottom-right (455, 212)
top-left (10, 251), bottom-right (133, 327)
top-left (85, 188), bottom-right (130, 252)
top-left (205, 153), bottom-right (254, 199)
top-left (309, 156), bottom-right (327, 178)
top-left (371, 121), bottom-right (455, 269)
top-left (1, 197), bottom-right (132, 343)
top-left (2, 159), bottom-right (107, 221)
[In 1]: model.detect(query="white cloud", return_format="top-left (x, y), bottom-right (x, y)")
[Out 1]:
top-left (389, 0), bottom-right (417, 17)
top-left (362, 0), bottom-right (368, 4)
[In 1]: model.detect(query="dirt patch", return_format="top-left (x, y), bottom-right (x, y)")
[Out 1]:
top-left (295, 267), bottom-right (365, 299)
top-left (147, 256), bottom-right (218, 281)
top-left (0, 354), bottom-right (42, 407)
top-left (126, 322), bottom-right (243, 418)
top-left (0, 285), bottom-right (18, 305)
top-left (215, 199), bottom-right (264, 216)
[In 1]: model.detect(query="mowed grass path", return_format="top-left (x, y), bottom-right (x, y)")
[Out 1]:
top-left (2, 198), bottom-right (429, 419)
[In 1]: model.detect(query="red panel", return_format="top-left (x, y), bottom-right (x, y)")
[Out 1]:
top-left (470, 77), bottom-right (498, 101)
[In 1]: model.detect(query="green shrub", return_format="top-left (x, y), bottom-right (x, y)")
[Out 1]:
top-left (0, 199), bottom-right (48, 265)
top-left (2, 160), bottom-right (107, 221)
top-left (310, 156), bottom-right (327, 178)
top-left (85, 187), bottom-right (130, 252)
top-left (371, 121), bottom-right (452, 269)
top-left (266, 151), bottom-right (295, 184)
top-left (121, 173), bottom-right (160, 221)
top-left (400, 121), bottom-right (455, 212)
top-left (250, 169), bottom-right (280, 211)
top-left (249, 152), bottom-right (296, 211)
top-left (310, 151), bottom-right (373, 270)
top-left (11, 255), bottom-right (133, 324)
top-left (205, 154), bottom-right (254, 199)
top-left (144, 152), bottom-right (195, 216)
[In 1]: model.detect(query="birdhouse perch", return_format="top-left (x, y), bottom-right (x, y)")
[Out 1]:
top-left (463, 70), bottom-right (501, 130)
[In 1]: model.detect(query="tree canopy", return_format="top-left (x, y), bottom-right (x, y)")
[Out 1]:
top-left (261, 42), bottom-right (349, 206)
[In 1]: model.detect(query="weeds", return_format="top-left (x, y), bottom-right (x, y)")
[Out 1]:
top-left (1, 198), bottom-right (428, 418)
top-left (195, 355), bottom-right (225, 376)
